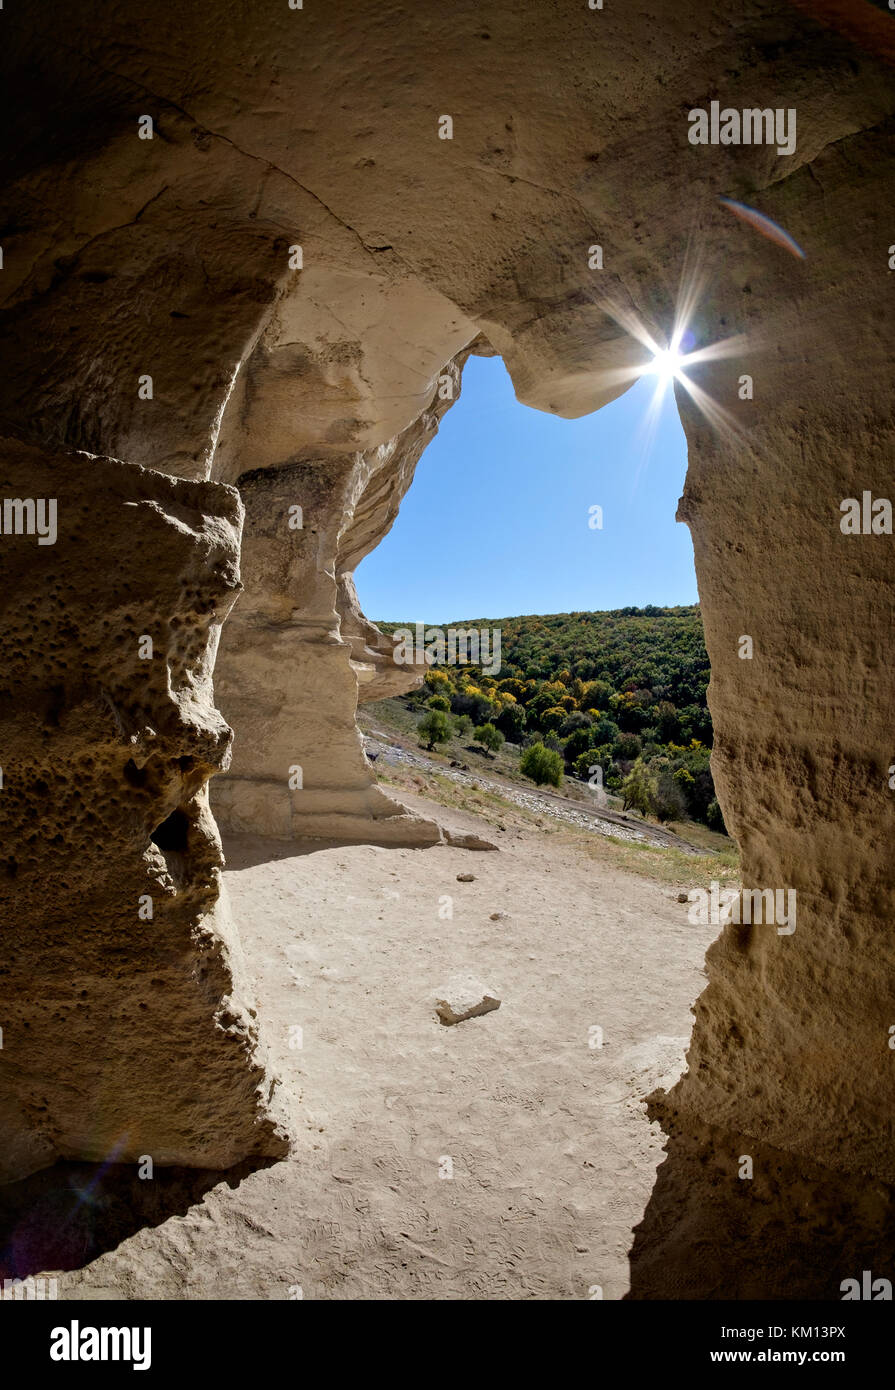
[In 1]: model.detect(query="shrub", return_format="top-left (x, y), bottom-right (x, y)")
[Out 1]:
top-left (427, 694), bottom-right (450, 712)
top-left (495, 701), bottom-right (526, 743)
top-left (452, 713), bottom-right (473, 739)
top-left (474, 721), bottom-right (505, 754)
top-left (424, 668), bottom-right (452, 694)
top-left (519, 743), bottom-right (564, 787)
top-left (653, 769), bottom-right (687, 823)
top-left (451, 691), bottom-right (495, 724)
top-left (621, 758), bottom-right (655, 816)
top-left (706, 798), bottom-right (726, 833)
top-left (418, 710), bottom-right (450, 750)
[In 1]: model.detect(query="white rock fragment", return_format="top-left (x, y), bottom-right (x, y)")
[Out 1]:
top-left (434, 975), bottom-right (501, 1026)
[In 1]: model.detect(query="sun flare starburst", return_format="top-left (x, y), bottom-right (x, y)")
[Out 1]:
top-left (593, 255), bottom-right (749, 456)
top-left (646, 343), bottom-right (688, 386)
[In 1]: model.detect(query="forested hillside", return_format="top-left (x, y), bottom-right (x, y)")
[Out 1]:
top-left (377, 606), bottom-right (722, 829)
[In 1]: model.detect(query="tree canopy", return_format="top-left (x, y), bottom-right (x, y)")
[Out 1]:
top-left (379, 606), bottom-right (723, 829)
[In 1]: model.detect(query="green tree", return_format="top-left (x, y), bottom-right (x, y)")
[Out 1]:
top-left (379, 605), bottom-right (720, 810)
top-left (574, 748), bottom-right (606, 781)
top-left (653, 766), bottom-right (687, 823)
top-left (418, 710), bottom-right (450, 751)
top-left (451, 691), bottom-right (495, 724)
top-left (424, 668), bottom-right (452, 696)
top-left (611, 732), bottom-right (642, 761)
top-left (520, 743), bottom-right (564, 787)
top-left (453, 713), bottom-right (473, 739)
top-left (621, 758), bottom-right (654, 816)
top-left (427, 694), bottom-right (450, 712)
top-left (559, 711), bottom-right (593, 738)
top-left (583, 679), bottom-right (614, 708)
top-left (563, 726), bottom-right (595, 765)
top-left (495, 701), bottom-right (526, 743)
top-left (591, 716), bottom-right (620, 745)
top-left (654, 699), bottom-right (680, 743)
top-left (474, 721), bottom-right (505, 754)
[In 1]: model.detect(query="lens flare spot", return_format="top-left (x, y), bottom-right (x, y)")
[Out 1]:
top-left (719, 196), bottom-right (806, 259)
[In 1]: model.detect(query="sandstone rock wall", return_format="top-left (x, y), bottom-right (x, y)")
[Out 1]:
top-left (2, 0), bottom-right (894, 1267)
top-left (210, 349), bottom-right (472, 842)
top-left (0, 438), bottom-right (287, 1180)
top-left (663, 117), bottom-right (895, 1184)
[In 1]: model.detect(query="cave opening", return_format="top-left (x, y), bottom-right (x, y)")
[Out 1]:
top-left (352, 350), bottom-right (721, 832)
top-left (150, 808), bottom-right (191, 855)
top-left (356, 352), bottom-right (698, 625)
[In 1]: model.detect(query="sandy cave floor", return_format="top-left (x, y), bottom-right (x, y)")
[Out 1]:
top-left (52, 795), bottom-right (716, 1300)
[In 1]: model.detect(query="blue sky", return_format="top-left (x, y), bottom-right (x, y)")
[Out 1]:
top-left (355, 353), bottom-right (697, 624)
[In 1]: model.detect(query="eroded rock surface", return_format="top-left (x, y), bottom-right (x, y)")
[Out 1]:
top-left (0, 438), bottom-right (287, 1180)
top-left (210, 352), bottom-right (471, 843)
top-left (1, 0), bottom-right (894, 1286)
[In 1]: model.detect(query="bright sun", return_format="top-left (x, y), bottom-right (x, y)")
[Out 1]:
top-left (604, 286), bottom-right (745, 442)
top-left (649, 345), bottom-right (685, 385)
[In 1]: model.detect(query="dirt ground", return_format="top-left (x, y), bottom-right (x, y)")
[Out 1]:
top-left (53, 791), bottom-right (718, 1300)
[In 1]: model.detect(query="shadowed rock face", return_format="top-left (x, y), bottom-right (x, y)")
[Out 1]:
top-left (1, 0), bottom-right (894, 1290)
top-left (664, 116), bottom-right (895, 1185)
top-left (209, 349), bottom-right (471, 843)
top-left (0, 438), bottom-right (288, 1179)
